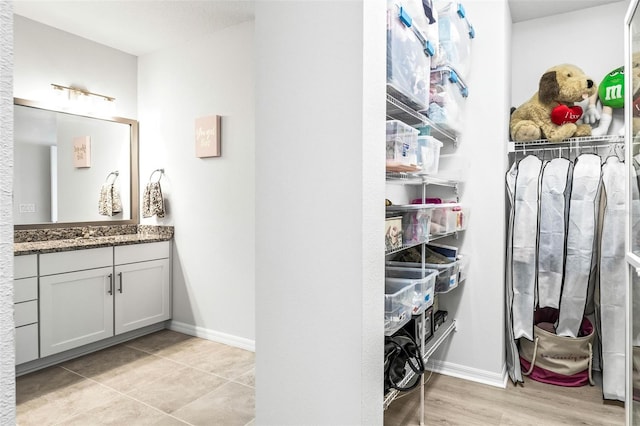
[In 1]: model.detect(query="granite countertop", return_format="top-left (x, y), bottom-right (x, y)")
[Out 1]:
top-left (14, 225), bottom-right (174, 255)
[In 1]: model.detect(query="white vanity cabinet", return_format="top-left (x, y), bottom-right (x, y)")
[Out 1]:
top-left (39, 247), bottom-right (114, 357)
top-left (36, 241), bottom-right (172, 359)
top-left (14, 254), bottom-right (39, 364)
top-left (114, 242), bottom-right (171, 334)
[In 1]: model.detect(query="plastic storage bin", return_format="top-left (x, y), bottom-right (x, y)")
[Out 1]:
top-left (385, 216), bottom-right (403, 252)
top-left (386, 267), bottom-right (437, 313)
top-left (457, 254), bottom-right (470, 283)
top-left (386, 120), bottom-right (420, 172)
top-left (401, 208), bottom-right (431, 245)
top-left (426, 66), bottom-right (468, 135)
top-left (387, 0), bottom-right (434, 110)
top-left (387, 259), bottom-right (459, 293)
top-left (416, 136), bottom-right (443, 175)
top-left (385, 279), bottom-right (416, 335)
top-left (432, 1), bottom-right (474, 80)
top-left (430, 204), bottom-right (467, 235)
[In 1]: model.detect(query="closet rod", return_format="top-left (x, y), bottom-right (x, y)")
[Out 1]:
top-left (508, 135), bottom-right (624, 152)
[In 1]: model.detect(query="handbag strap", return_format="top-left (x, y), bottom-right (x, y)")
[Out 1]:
top-left (523, 337), bottom-right (539, 376)
top-left (386, 333), bottom-right (425, 392)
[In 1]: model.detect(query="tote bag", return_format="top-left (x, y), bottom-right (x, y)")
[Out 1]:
top-left (519, 307), bottom-right (595, 387)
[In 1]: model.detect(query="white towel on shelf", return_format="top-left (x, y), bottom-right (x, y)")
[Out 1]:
top-left (142, 181), bottom-right (165, 218)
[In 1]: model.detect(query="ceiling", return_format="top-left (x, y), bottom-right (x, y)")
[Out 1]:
top-left (13, 1), bottom-right (256, 57)
top-left (508, 0), bottom-right (626, 23)
top-left (12, 0), bottom-right (627, 56)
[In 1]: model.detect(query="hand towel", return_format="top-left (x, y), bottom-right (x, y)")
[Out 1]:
top-left (98, 181), bottom-right (122, 216)
top-left (142, 181), bottom-right (165, 218)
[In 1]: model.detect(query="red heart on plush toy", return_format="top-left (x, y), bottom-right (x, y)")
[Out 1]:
top-left (550, 104), bottom-right (583, 125)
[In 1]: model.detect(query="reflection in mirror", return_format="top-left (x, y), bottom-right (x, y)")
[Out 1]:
top-left (13, 99), bottom-right (138, 228)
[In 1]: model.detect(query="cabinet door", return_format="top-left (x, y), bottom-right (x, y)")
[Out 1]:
top-left (114, 259), bottom-right (171, 335)
top-left (40, 267), bottom-right (114, 357)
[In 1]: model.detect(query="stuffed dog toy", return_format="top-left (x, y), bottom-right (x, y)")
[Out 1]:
top-left (510, 64), bottom-right (597, 142)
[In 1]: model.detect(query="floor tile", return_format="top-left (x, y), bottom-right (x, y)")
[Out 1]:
top-left (60, 344), bottom-right (149, 378)
top-left (180, 345), bottom-right (255, 380)
top-left (16, 368), bottom-right (121, 426)
top-left (126, 365), bottom-right (228, 413)
top-left (234, 367), bottom-right (255, 388)
top-left (171, 381), bottom-right (255, 426)
top-left (61, 394), bottom-right (188, 425)
top-left (16, 367), bottom-right (84, 405)
top-left (124, 329), bottom-right (195, 354)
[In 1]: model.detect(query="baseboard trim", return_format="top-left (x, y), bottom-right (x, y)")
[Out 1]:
top-left (168, 320), bottom-right (255, 352)
top-left (427, 359), bottom-right (508, 389)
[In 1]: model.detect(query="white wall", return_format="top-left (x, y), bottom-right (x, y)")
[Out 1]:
top-left (511, 1), bottom-right (628, 109)
top-left (0, 2), bottom-right (14, 424)
top-left (13, 15), bottom-right (137, 119)
top-left (13, 142), bottom-right (51, 224)
top-left (419, 0), bottom-right (512, 387)
top-left (137, 21), bottom-right (256, 347)
top-left (254, 1), bottom-right (385, 424)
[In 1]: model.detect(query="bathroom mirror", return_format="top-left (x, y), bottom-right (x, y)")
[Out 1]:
top-left (13, 98), bottom-right (139, 228)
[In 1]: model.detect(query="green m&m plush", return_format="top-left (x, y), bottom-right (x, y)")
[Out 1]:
top-left (599, 66), bottom-right (625, 109)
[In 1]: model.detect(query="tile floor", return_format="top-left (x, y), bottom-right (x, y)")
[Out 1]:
top-left (16, 330), bottom-right (255, 426)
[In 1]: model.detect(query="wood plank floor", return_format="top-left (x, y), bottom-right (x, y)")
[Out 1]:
top-left (384, 372), bottom-right (624, 425)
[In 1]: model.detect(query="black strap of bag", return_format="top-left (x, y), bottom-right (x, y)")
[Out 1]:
top-left (384, 330), bottom-right (425, 393)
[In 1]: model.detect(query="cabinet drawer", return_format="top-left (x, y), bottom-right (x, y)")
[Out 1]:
top-left (15, 254), bottom-right (37, 279)
top-left (14, 277), bottom-right (37, 303)
top-left (15, 323), bottom-right (38, 365)
top-left (115, 241), bottom-right (170, 265)
top-left (15, 300), bottom-right (38, 327)
top-left (40, 247), bottom-right (112, 276)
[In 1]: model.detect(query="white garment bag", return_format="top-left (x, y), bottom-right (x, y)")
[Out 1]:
top-left (557, 154), bottom-right (602, 337)
top-left (512, 155), bottom-right (542, 341)
top-left (537, 158), bottom-right (572, 309)
top-left (505, 162), bottom-right (523, 383)
top-left (632, 158), bottom-right (640, 346)
top-left (597, 156), bottom-right (625, 401)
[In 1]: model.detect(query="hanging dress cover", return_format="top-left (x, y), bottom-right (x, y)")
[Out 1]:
top-left (632, 157), bottom-right (640, 347)
top-left (557, 154), bottom-right (602, 337)
top-left (505, 162), bottom-right (523, 384)
top-left (511, 155), bottom-right (542, 341)
top-left (597, 156), bottom-right (625, 401)
top-left (537, 158), bottom-right (572, 309)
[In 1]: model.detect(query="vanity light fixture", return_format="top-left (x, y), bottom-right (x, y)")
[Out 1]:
top-left (51, 84), bottom-right (116, 115)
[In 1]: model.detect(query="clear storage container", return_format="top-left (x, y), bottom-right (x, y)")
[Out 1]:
top-left (386, 120), bottom-right (420, 172)
top-left (384, 279), bottom-right (416, 335)
top-left (432, 1), bottom-right (474, 80)
top-left (401, 208), bottom-right (431, 245)
top-left (387, 0), bottom-right (434, 110)
top-left (385, 216), bottom-right (403, 252)
top-left (385, 267), bottom-right (437, 313)
top-left (416, 136), bottom-right (443, 175)
top-left (426, 66), bottom-right (468, 136)
top-left (387, 259), bottom-right (460, 293)
top-left (430, 204), bottom-right (466, 235)
top-left (457, 254), bottom-right (470, 283)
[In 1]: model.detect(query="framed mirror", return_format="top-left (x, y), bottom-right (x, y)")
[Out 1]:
top-left (13, 98), bottom-right (139, 229)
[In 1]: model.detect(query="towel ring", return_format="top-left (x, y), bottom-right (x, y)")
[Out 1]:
top-left (104, 171), bottom-right (119, 183)
top-left (149, 168), bottom-right (164, 183)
